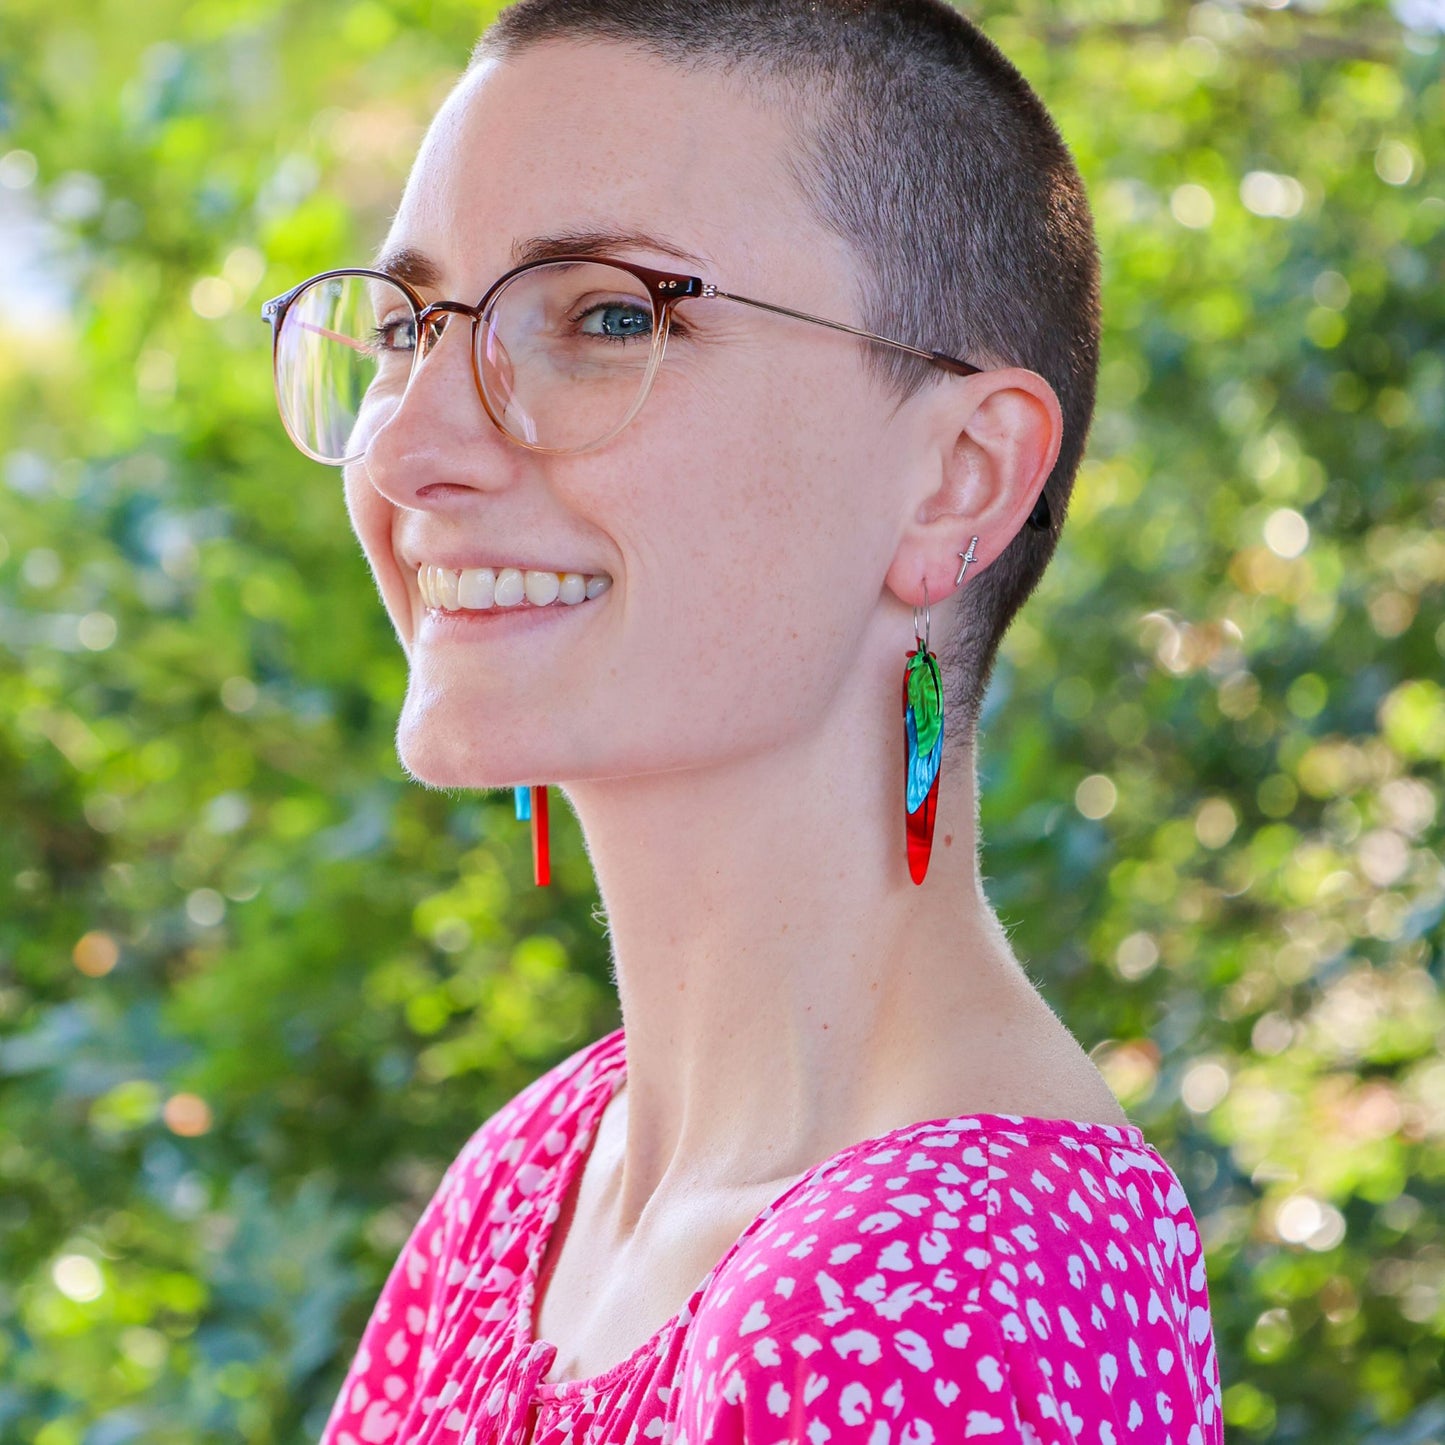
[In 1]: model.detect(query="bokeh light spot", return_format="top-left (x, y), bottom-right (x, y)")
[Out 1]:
top-left (1251, 1012), bottom-right (1296, 1056)
top-left (163, 1093), bottom-right (214, 1137)
top-left (222, 246), bottom-right (266, 298)
top-left (1170, 183), bottom-right (1215, 228)
top-left (432, 917), bottom-right (472, 953)
top-left (1075, 773), bottom-right (1118, 819)
top-left (1094, 1038), bottom-right (1160, 1106)
top-left (1181, 1059), bottom-right (1231, 1113)
top-left (77, 611), bottom-right (117, 650)
top-left (186, 888), bottom-right (226, 927)
top-left (52, 1254), bottom-right (103, 1302)
top-left (1115, 932), bottom-right (1160, 980)
top-left (1240, 170), bottom-right (1304, 218)
top-left (0, 149), bottom-right (38, 189)
top-left (1276, 1194), bottom-right (1347, 1251)
top-left (1257, 775), bottom-right (1298, 818)
top-left (119, 1326), bottom-right (168, 1370)
top-left (73, 931), bottom-right (120, 977)
top-left (1375, 139), bottom-right (1416, 185)
top-left (1285, 674), bottom-right (1328, 719)
top-left (1311, 270), bottom-right (1351, 310)
top-left (1306, 308), bottom-right (1347, 348)
top-left (220, 676), bottom-right (259, 713)
top-left (1357, 829), bottom-right (1409, 887)
top-left (190, 276), bottom-right (234, 318)
top-left (1263, 508), bottom-right (1309, 558)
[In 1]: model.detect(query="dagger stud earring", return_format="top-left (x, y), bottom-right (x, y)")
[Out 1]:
top-left (955, 536), bottom-right (979, 588)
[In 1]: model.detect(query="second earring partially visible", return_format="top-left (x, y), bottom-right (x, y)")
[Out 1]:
top-left (513, 785), bottom-right (551, 886)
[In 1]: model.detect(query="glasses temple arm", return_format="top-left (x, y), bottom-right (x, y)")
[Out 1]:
top-left (706, 289), bottom-right (981, 376)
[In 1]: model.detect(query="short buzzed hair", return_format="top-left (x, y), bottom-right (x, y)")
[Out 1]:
top-left (473, 0), bottom-right (1100, 745)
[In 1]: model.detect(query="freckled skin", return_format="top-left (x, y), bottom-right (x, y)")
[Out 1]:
top-left (347, 43), bottom-right (914, 792)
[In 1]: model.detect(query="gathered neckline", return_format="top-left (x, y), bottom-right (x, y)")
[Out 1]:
top-left (515, 1027), bottom-right (1152, 1398)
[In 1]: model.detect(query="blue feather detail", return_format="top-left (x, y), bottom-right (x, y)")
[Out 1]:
top-left (905, 705), bottom-right (944, 813)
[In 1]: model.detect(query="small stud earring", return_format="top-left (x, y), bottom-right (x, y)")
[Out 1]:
top-left (954, 536), bottom-right (980, 588)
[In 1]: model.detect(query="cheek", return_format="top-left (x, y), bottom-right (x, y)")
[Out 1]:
top-left (657, 355), bottom-right (893, 591)
top-left (601, 362), bottom-right (895, 738)
top-left (343, 470), bottom-right (410, 645)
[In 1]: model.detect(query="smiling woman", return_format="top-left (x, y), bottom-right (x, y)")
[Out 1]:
top-left (257, 1), bottom-right (1224, 1441)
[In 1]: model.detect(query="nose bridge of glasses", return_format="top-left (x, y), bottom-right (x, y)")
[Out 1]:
top-left (414, 298), bottom-right (484, 350)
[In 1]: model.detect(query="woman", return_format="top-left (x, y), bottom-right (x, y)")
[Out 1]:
top-left (262, 0), bottom-right (1223, 1439)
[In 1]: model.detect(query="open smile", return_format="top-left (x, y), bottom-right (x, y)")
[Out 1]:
top-left (415, 563), bottom-right (613, 612)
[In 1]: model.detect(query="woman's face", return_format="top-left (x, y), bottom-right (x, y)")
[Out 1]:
top-left (346, 40), bottom-right (919, 789)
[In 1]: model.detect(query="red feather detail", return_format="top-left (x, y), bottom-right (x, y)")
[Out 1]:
top-left (902, 648), bottom-right (939, 885)
top-left (905, 767), bottom-right (940, 885)
top-left (531, 785), bottom-right (551, 886)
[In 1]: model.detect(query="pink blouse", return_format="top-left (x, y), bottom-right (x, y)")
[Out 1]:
top-left (319, 1027), bottom-right (1223, 1444)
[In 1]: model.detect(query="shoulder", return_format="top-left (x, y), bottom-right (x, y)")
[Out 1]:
top-left (682, 1116), bottom-right (1221, 1443)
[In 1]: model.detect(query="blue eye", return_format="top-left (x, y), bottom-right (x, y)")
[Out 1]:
top-left (577, 302), bottom-right (653, 340)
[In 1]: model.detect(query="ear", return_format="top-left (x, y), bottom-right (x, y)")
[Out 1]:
top-left (884, 367), bottom-right (1063, 610)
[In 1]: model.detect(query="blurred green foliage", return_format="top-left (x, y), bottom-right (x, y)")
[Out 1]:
top-left (0, 0), bottom-right (1441, 1440)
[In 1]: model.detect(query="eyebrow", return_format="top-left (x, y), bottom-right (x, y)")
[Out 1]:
top-left (371, 228), bottom-right (711, 291)
top-left (512, 229), bottom-right (710, 270)
top-left (370, 245), bottom-right (442, 290)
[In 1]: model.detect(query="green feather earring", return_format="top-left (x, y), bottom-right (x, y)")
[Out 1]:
top-left (902, 589), bottom-right (944, 884)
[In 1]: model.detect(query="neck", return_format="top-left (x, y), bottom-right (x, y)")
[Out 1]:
top-left (561, 681), bottom-right (1031, 1231)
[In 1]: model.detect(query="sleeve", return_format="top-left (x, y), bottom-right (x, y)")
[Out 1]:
top-left (681, 1301), bottom-right (1032, 1445)
top-left (316, 1038), bottom-right (614, 1444)
top-left (315, 1149), bottom-right (468, 1445)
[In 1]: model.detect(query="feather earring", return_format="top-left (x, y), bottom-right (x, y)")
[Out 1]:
top-left (902, 586), bottom-right (944, 885)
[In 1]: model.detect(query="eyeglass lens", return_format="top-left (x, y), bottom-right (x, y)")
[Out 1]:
top-left (273, 262), bottom-right (667, 463)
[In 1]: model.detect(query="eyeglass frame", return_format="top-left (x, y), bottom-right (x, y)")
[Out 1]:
top-left (260, 253), bottom-right (1051, 532)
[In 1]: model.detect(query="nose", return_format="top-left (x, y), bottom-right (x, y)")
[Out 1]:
top-left (355, 307), bottom-right (521, 510)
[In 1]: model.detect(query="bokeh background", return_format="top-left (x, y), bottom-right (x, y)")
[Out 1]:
top-left (1, 0), bottom-right (1442, 1439)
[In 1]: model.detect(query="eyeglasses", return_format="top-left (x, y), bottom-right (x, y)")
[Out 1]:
top-left (260, 254), bottom-right (1051, 531)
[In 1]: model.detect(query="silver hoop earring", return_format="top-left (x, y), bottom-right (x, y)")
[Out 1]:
top-left (912, 579), bottom-right (931, 653)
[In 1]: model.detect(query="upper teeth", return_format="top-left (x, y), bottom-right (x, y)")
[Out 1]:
top-left (417, 564), bottom-right (612, 612)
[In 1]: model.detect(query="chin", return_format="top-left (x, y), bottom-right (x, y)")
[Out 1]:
top-left (395, 691), bottom-right (517, 791)
top-left (395, 740), bottom-right (483, 791)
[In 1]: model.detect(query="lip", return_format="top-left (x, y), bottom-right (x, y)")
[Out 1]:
top-left (413, 590), bottom-right (606, 640)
